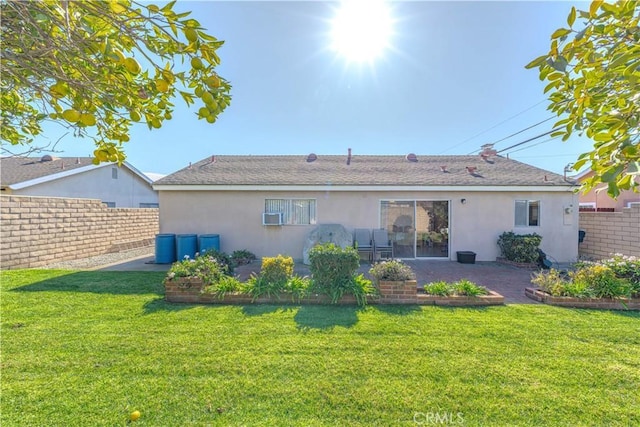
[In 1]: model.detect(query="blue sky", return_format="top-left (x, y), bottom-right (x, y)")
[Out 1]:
top-left (40, 0), bottom-right (593, 176)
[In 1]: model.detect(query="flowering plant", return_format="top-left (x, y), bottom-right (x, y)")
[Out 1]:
top-left (369, 259), bottom-right (415, 281)
top-left (165, 253), bottom-right (228, 286)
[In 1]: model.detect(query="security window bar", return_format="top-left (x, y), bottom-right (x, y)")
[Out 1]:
top-left (265, 199), bottom-right (316, 225)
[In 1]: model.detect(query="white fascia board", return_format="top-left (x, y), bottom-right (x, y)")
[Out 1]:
top-left (153, 184), bottom-right (577, 192)
top-left (9, 163), bottom-right (105, 190)
top-left (122, 161), bottom-right (154, 185)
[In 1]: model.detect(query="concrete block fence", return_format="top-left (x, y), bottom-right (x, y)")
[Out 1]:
top-left (578, 206), bottom-right (640, 260)
top-left (1, 195), bottom-right (158, 269)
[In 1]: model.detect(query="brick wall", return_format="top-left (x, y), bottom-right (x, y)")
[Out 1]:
top-left (578, 206), bottom-right (640, 260)
top-left (1, 195), bottom-right (158, 269)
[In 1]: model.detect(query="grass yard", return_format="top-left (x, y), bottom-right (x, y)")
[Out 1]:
top-left (2, 270), bottom-right (639, 426)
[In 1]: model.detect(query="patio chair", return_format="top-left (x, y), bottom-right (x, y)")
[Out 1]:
top-left (373, 229), bottom-right (394, 260)
top-left (353, 228), bottom-right (374, 262)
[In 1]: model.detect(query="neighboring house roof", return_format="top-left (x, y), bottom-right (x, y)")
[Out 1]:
top-left (143, 172), bottom-right (167, 182)
top-left (154, 154), bottom-right (575, 189)
top-left (0, 156), bottom-right (152, 190)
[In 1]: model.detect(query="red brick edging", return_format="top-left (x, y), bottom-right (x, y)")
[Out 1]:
top-left (165, 278), bottom-right (505, 306)
top-left (525, 287), bottom-right (640, 310)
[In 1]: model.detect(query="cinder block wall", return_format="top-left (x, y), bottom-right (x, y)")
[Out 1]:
top-left (578, 206), bottom-right (640, 260)
top-left (1, 195), bottom-right (158, 269)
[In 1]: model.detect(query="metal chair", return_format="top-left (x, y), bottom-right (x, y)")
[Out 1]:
top-left (373, 228), bottom-right (394, 260)
top-left (353, 228), bottom-right (374, 262)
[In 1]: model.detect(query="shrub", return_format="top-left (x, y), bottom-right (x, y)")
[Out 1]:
top-left (309, 243), bottom-right (372, 305)
top-left (423, 281), bottom-right (451, 296)
top-left (244, 274), bottom-right (284, 301)
top-left (231, 249), bottom-right (257, 266)
top-left (202, 276), bottom-right (243, 299)
top-left (284, 275), bottom-right (312, 302)
top-left (452, 279), bottom-right (488, 296)
top-left (260, 255), bottom-right (294, 286)
top-left (531, 269), bottom-right (569, 296)
top-left (570, 265), bottom-right (631, 299)
top-left (369, 259), bottom-right (416, 282)
top-left (598, 254), bottom-right (640, 295)
top-left (497, 232), bottom-right (542, 263)
top-left (200, 249), bottom-right (234, 275)
top-left (165, 254), bottom-right (228, 285)
top-left (351, 274), bottom-right (376, 306)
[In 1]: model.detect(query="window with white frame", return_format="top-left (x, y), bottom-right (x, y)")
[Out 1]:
top-left (265, 199), bottom-right (316, 225)
top-left (515, 200), bottom-right (540, 227)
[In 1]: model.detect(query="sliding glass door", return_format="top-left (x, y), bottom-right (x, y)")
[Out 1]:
top-left (380, 200), bottom-right (449, 258)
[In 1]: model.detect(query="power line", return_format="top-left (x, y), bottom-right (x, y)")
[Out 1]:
top-left (496, 127), bottom-right (561, 154)
top-left (438, 98), bottom-right (549, 154)
top-left (503, 136), bottom-right (561, 155)
top-left (466, 116), bottom-right (556, 155)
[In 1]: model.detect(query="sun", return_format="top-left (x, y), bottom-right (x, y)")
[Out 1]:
top-left (330, 0), bottom-right (394, 63)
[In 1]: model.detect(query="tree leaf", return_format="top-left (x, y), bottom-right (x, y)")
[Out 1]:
top-left (568, 6), bottom-right (577, 26)
top-left (590, 0), bottom-right (604, 18)
top-left (551, 28), bottom-right (571, 39)
top-left (525, 55), bottom-right (548, 69)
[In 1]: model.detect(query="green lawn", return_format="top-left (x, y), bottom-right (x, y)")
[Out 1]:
top-left (2, 270), bottom-right (639, 426)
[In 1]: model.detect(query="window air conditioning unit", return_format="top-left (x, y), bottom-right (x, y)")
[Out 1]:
top-left (262, 212), bottom-right (284, 225)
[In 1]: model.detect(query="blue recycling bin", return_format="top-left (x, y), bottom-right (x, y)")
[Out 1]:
top-left (176, 234), bottom-right (198, 260)
top-left (199, 234), bottom-right (220, 254)
top-left (155, 234), bottom-right (176, 264)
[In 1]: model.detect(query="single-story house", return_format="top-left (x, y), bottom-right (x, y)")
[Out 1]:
top-left (574, 169), bottom-right (640, 211)
top-left (153, 153), bottom-right (580, 262)
top-left (0, 155), bottom-right (158, 208)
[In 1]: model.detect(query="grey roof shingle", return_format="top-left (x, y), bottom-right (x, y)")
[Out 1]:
top-left (154, 154), bottom-right (575, 187)
top-left (0, 157), bottom-right (97, 187)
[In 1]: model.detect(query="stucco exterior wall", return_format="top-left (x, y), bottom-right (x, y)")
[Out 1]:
top-left (10, 165), bottom-right (158, 208)
top-left (1, 195), bottom-right (158, 269)
top-left (578, 206), bottom-right (640, 259)
top-left (159, 189), bottom-right (579, 262)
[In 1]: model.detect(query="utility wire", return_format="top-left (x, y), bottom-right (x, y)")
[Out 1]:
top-left (496, 127), bottom-right (562, 154)
top-left (503, 136), bottom-right (561, 155)
top-left (466, 116), bottom-right (556, 155)
top-left (438, 98), bottom-right (549, 154)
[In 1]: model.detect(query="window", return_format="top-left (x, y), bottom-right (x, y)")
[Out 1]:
top-left (265, 199), bottom-right (316, 225)
top-left (139, 203), bottom-right (159, 208)
top-left (515, 200), bottom-right (539, 227)
top-left (112, 168), bottom-right (118, 179)
top-left (103, 201), bottom-right (116, 208)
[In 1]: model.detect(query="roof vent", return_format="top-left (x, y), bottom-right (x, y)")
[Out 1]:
top-left (75, 157), bottom-right (81, 164)
top-left (40, 154), bottom-right (53, 162)
top-left (440, 165), bottom-right (448, 173)
top-left (406, 153), bottom-right (418, 162)
top-left (210, 155), bottom-right (216, 163)
top-left (347, 148), bottom-right (352, 165)
top-left (466, 166), bottom-right (477, 174)
top-left (306, 153), bottom-right (317, 163)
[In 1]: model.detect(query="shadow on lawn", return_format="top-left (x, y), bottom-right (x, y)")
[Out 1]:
top-left (11, 271), bottom-right (165, 295)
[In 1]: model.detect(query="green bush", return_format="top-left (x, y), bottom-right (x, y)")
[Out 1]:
top-left (497, 232), bottom-right (542, 263)
top-left (260, 255), bottom-right (294, 286)
top-left (423, 281), bottom-right (451, 296)
top-left (244, 274), bottom-right (284, 301)
top-left (231, 249), bottom-right (257, 265)
top-left (202, 276), bottom-right (243, 300)
top-left (165, 254), bottom-right (228, 285)
top-left (200, 249), bottom-right (234, 275)
top-left (452, 279), bottom-right (488, 296)
top-left (309, 243), bottom-right (373, 305)
top-left (531, 269), bottom-right (569, 296)
top-left (422, 280), bottom-right (488, 296)
top-left (570, 265), bottom-right (631, 299)
top-left (369, 259), bottom-right (416, 281)
top-left (284, 275), bottom-right (312, 302)
top-left (598, 254), bottom-right (640, 295)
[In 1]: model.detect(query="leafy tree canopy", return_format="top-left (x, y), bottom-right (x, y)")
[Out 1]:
top-left (526, 0), bottom-right (639, 197)
top-left (1, 0), bottom-right (231, 163)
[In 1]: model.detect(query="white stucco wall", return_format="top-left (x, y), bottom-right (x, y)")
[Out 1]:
top-left (158, 189), bottom-right (579, 262)
top-left (13, 166), bottom-right (158, 208)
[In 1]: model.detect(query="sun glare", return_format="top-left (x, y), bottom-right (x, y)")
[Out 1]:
top-left (330, 0), bottom-right (394, 63)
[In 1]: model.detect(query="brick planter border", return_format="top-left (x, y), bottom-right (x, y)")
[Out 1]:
top-left (525, 287), bottom-right (640, 310)
top-left (417, 291), bottom-right (505, 307)
top-left (166, 278), bottom-right (505, 307)
top-left (496, 257), bottom-right (539, 270)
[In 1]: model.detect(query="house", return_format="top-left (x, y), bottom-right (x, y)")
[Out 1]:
top-left (153, 153), bottom-right (580, 262)
top-left (574, 169), bottom-right (640, 212)
top-left (0, 155), bottom-right (158, 208)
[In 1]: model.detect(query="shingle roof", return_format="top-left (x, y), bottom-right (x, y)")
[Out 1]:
top-left (0, 156), bottom-right (97, 187)
top-left (154, 154), bottom-right (575, 187)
